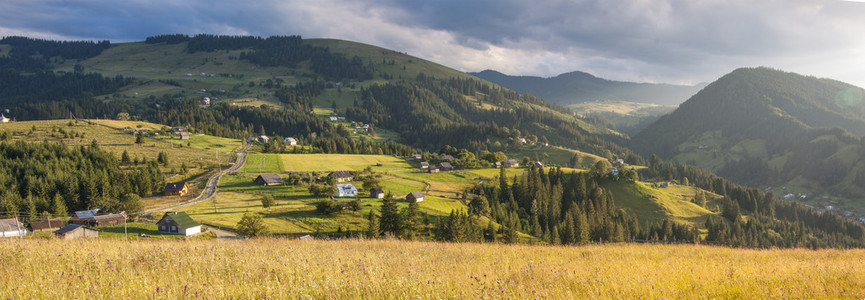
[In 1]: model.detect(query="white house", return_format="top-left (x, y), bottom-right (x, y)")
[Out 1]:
top-left (0, 114), bottom-right (10, 123)
top-left (335, 184), bottom-right (359, 198)
top-left (0, 218), bottom-right (27, 237)
top-left (284, 137), bottom-right (297, 146)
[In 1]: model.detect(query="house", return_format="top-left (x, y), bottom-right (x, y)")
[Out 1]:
top-left (179, 132), bottom-right (190, 140)
top-left (87, 213), bottom-right (126, 227)
top-left (258, 135), bottom-right (269, 143)
top-left (439, 162), bottom-right (454, 171)
top-left (420, 162), bottom-right (430, 169)
top-left (330, 170), bottom-right (353, 183)
top-left (0, 114), bottom-right (11, 123)
top-left (520, 138), bottom-right (528, 144)
top-left (371, 187), bottom-right (385, 199)
top-left (494, 162), bottom-right (502, 168)
top-left (28, 219), bottom-right (65, 232)
top-left (329, 116), bottom-right (338, 122)
top-left (335, 184), bottom-right (358, 197)
top-left (504, 159), bottom-right (519, 168)
top-left (614, 158), bottom-right (625, 165)
top-left (440, 154), bottom-right (455, 161)
top-left (413, 154), bottom-right (422, 160)
top-left (69, 209), bottom-right (100, 224)
top-left (165, 182), bottom-right (189, 196)
top-left (202, 97), bottom-right (211, 105)
top-left (428, 166), bottom-right (440, 173)
top-left (611, 167), bottom-right (620, 176)
top-left (283, 137), bottom-right (297, 146)
top-left (0, 218), bottom-right (26, 237)
top-left (170, 127), bottom-right (187, 134)
top-left (54, 224), bottom-right (98, 240)
top-left (534, 161), bottom-right (544, 168)
top-left (254, 174), bottom-right (284, 186)
top-left (407, 191), bottom-right (424, 203)
top-left (157, 212), bottom-right (202, 236)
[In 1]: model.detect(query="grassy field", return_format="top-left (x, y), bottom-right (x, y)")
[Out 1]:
top-left (2, 238), bottom-right (863, 298)
top-left (605, 180), bottom-right (719, 229)
top-left (280, 154), bottom-right (411, 172)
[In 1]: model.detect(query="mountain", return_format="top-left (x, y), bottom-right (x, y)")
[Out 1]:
top-left (470, 69), bottom-right (705, 106)
top-left (0, 35), bottom-right (634, 162)
top-left (632, 67), bottom-right (865, 213)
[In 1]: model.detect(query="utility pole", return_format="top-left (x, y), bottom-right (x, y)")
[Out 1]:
top-left (124, 216), bottom-right (128, 241)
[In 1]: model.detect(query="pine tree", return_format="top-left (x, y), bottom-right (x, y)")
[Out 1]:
top-left (121, 150), bottom-right (130, 163)
top-left (366, 211), bottom-right (380, 238)
top-left (402, 199), bottom-right (420, 239)
top-left (379, 193), bottom-right (401, 237)
top-left (52, 193), bottom-right (68, 217)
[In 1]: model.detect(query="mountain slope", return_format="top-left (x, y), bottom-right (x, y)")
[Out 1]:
top-left (632, 67), bottom-right (865, 212)
top-left (471, 69), bottom-right (705, 106)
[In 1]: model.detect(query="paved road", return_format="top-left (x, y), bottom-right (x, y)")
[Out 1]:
top-left (143, 142), bottom-right (252, 217)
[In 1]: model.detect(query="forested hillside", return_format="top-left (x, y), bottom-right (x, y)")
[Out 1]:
top-left (633, 67), bottom-right (865, 214)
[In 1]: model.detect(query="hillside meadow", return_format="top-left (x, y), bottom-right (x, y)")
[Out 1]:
top-left (1, 238), bottom-right (863, 298)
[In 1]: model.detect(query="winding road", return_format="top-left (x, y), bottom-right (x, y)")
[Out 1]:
top-left (143, 142), bottom-right (252, 217)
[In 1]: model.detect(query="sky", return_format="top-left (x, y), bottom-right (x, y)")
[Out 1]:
top-left (1, 0), bottom-right (865, 87)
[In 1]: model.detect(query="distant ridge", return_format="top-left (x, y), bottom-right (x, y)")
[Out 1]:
top-left (470, 69), bottom-right (706, 106)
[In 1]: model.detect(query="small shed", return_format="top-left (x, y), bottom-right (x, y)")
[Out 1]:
top-left (165, 182), bottom-right (189, 196)
top-left (534, 161), bottom-right (544, 168)
top-left (88, 213), bottom-right (126, 227)
top-left (254, 174), bottom-right (284, 186)
top-left (0, 218), bottom-right (26, 237)
top-left (413, 154), bottom-right (422, 160)
top-left (371, 187), bottom-right (385, 199)
top-left (419, 162), bottom-right (430, 169)
top-left (157, 212), bottom-right (202, 236)
top-left (258, 135), bottom-right (269, 143)
top-left (407, 191), bottom-right (424, 203)
top-left (54, 224), bottom-right (98, 240)
top-left (179, 132), bottom-right (190, 140)
top-left (428, 166), bottom-right (440, 173)
top-left (29, 219), bottom-right (66, 232)
top-left (504, 159), bottom-right (519, 168)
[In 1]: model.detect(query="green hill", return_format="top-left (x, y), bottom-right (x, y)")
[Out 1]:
top-left (632, 67), bottom-right (865, 215)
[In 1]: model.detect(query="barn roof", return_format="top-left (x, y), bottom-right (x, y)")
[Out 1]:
top-left (330, 170), bottom-right (352, 179)
top-left (164, 182), bottom-right (188, 192)
top-left (160, 212), bottom-right (200, 229)
top-left (0, 218), bottom-right (24, 231)
top-left (256, 174), bottom-right (284, 184)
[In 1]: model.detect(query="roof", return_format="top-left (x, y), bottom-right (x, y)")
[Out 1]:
top-left (408, 191), bottom-right (424, 199)
top-left (440, 154), bottom-right (455, 161)
top-left (337, 183), bottom-right (358, 190)
top-left (0, 218), bottom-right (24, 231)
top-left (165, 182), bottom-right (188, 192)
top-left (29, 219), bottom-right (65, 230)
top-left (161, 212), bottom-right (200, 228)
top-left (55, 224), bottom-right (83, 235)
top-left (330, 170), bottom-right (352, 179)
top-left (284, 137), bottom-right (297, 142)
top-left (506, 159), bottom-right (518, 164)
top-left (74, 209), bottom-right (100, 219)
top-left (371, 187), bottom-right (384, 194)
top-left (440, 162), bottom-right (453, 168)
top-left (90, 213), bottom-right (126, 223)
top-left (256, 174), bottom-right (284, 184)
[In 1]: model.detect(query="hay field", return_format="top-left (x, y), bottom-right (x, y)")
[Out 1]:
top-left (1, 238), bottom-right (862, 299)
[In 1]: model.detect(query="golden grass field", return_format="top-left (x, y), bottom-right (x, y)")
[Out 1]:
top-left (1, 238), bottom-right (863, 299)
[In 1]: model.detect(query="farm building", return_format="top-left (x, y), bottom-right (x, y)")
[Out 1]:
top-left (611, 167), bottom-right (619, 176)
top-left (440, 154), bottom-right (455, 161)
top-left (254, 174), bottom-right (284, 186)
top-left (371, 187), bottom-right (385, 199)
top-left (157, 212), bottom-right (202, 236)
top-left (179, 132), bottom-right (190, 140)
top-left (419, 162), bottom-right (430, 169)
top-left (335, 184), bottom-right (359, 197)
top-left (0, 114), bottom-right (10, 123)
top-left (283, 137), bottom-right (297, 146)
top-left (330, 170), bottom-right (353, 183)
top-left (170, 127), bottom-right (187, 134)
top-left (0, 218), bottom-right (26, 237)
top-left (87, 213), bottom-right (126, 227)
top-left (504, 159), bottom-right (519, 168)
top-left (413, 154), bottom-right (422, 160)
top-left (439, 162), bottom-right (454, 171)
top-left (258, 135), bottom-right (269, 143)
top-left (54, 224), bottom-right (98, 240)
top-left (428, 166), bottom-right (440, 173)
top-left (407, 191), bottom-right (424, 203)
top-left (164, 182), bottom-right (189, 196)
top-left (69, 209), bottom-right (99, 225)
top-left (29, 219), bottom-right (65, 232)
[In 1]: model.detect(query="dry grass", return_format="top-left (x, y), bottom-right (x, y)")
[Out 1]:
top-left (1, 238), bottom-right (863, 299)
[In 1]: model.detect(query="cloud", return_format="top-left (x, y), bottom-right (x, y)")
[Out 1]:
top-left (0, 0), bottom-right (864, 86)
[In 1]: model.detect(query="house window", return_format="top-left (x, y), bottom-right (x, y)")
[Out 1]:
top-left (159, 225), bottom-right (166, 231)
top-left (170, 226), bottom-right (177, 233)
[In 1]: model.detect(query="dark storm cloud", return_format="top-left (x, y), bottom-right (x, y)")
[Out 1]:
top-left (0, 0), bottom-right (864, 86)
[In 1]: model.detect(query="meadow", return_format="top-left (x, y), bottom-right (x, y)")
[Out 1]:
top-left (1, 238), bottom-right (862, 299)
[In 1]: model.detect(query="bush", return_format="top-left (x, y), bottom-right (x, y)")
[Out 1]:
top-left (315, 200), bottom-right (342, 215)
